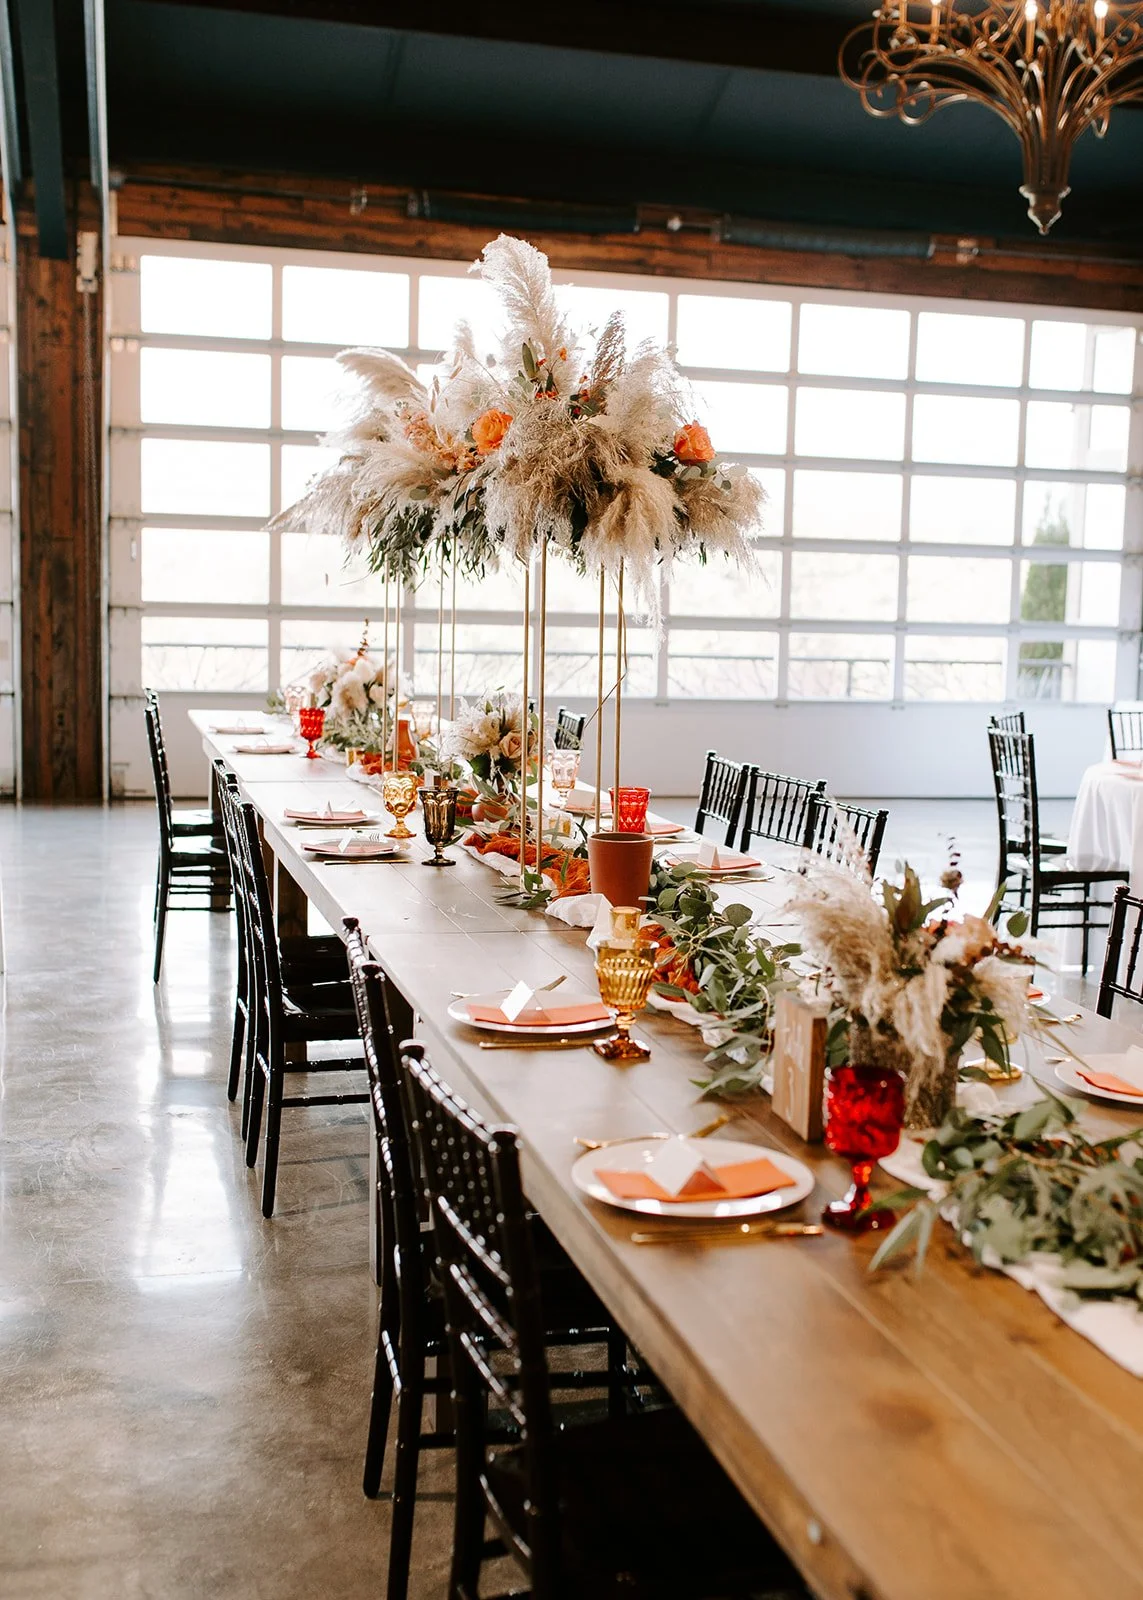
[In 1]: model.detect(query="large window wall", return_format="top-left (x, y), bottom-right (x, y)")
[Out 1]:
top-left (107, 237), bottom-right (1143, 796)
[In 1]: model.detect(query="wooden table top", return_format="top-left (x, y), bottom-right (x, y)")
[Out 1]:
top-left (196, 712), bottom-right (1143, 1600)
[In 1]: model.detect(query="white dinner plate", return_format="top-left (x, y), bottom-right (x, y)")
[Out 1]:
top-left (662, 851), bottom-right (769, 880)
top-left (1054, 1060), bottom-right (1143, 1107)
top-left (232, 742), bottom-right (298, 755)
top-left (571, 1136), bottom-right (815, 1219)
top-left (300, 835), bottom-right (401, 861)
top-left (447, 989), bottom-right (614, 1036)
top-left (287, 813), bottom-right (380, 829)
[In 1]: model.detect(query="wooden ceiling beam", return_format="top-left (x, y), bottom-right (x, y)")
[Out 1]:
top-left (135, 0), bottom-right (851, 79)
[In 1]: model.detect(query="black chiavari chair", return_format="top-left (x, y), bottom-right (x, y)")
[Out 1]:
top-left (739, 769), bottom-right (825, 854)
top-left (989, 711), bottom-right (1026, 735)
top-left (1097, 886), bottom-right (1143, 1017)
top-left (1108, 709), bottom-right (1143, 761)
top-left (803, 795), bottom-right (889, 878)
top-left (144, 689), bottom-right (230, 982)
top-left (233, 798), bottom-right (366, 1215)
top-left (402, 1042), bottom-right (807, 1600)
top-left (554, 707), bottom-right (585, 750)
top-left (694, 750), bottom-right (752, 847)
top-left (988, 728), bottom-right (1127, 974)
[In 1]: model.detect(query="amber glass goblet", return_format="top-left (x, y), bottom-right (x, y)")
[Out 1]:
top-left (421, 786), bottom-right (457, 867)
top-left (822, 1063), bottom-right (905, 1233)
top-left (593, 940), bottom-right (658, 1062)
top-left (381, 770), bottom-right (419, 840)
top-left (298, 706), bottom-right (325, 760)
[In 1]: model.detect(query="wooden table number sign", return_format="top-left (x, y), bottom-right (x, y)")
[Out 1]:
top-left (771, 992), bottom-right (829, 1142)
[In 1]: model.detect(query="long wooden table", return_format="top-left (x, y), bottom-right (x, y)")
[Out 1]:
top-left (192, 709), bottom-right (1143, 1600)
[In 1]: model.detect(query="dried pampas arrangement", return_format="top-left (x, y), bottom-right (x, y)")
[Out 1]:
top-left (269, 234), bottom-right (765, 606)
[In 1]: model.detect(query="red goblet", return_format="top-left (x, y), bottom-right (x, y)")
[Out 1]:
top-left (610, 785), bottom-right (651, 833)
top-left (822, 1063), bottom-right (904, 1233)
top-left (298, 706), bottom-right (325, 760)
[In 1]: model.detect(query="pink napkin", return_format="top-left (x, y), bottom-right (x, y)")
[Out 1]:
top-left (467, 1001), bottom-right (611, 1028)
top-left (597, 1156), bottom-right (796, 1203)
top-left (284, 807), bottom-right (368, 823)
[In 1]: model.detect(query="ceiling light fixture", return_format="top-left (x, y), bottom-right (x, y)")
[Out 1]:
top-left (839, 2), bottom-right (1143, 233)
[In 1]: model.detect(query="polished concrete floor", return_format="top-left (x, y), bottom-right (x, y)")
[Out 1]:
top-left (0, 798), bottom-right (1082, 1600)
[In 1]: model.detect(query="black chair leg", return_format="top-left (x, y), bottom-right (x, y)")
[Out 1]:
top-left (153, 887), bottom-right (168, 984)
top-left (245, 1064), bottom-right (267, 1169)
top-left (227, 1005), bottom-right (246, 1102)
top-left (260, 1066), bottom-right (285, 1216)
top-left (386, 1376), bottom-right (424, 1600)
top-left (448, 1390), bottom-right (487, 1600)
top-left (607, 1327), bottom-right (627, 1417)
top-left (362, 1328), bottom-right (396, 1499)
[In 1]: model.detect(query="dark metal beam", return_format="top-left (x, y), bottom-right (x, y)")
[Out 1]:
top-left (84, 0), bottom-right (109, 200)
top-left (135, 0), bottom-right (852, 80)
top-left (0, 1), bottom-right (21, 199)
top-left (12, 0), bottom-right (68, 257)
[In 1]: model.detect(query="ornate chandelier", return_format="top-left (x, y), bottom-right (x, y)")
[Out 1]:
top-left (839, 2), bottom-right (1143, 233)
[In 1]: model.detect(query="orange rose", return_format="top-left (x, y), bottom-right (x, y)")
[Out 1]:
top-left (674, 422), bottom-right (715, 465)
top-left (472, 409), bottom-right (513, 454)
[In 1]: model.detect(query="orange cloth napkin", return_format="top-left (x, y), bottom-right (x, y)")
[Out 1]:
top-left (285, 808), bottom-right (367, 823)
top-left (467, 1001), bottom-right (611, 1028)
top-left (646, 821), bottom-right (686, 836)
top-left (1077, 1066), bottom-right (1143, 1098)
top-left (596, 1156), bottom-right (796, 1203)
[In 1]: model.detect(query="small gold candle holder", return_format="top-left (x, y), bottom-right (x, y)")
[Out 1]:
top-left (608, 905), bottom-right (643, 949)
top-left (381, 770), bottom-right (419, 840)
top-left (593, 940), bottom-right (658, 1062)
top-left (421, 785), bottom-right (458, 867)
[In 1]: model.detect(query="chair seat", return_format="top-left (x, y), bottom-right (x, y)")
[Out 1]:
top-left (168, 848), bottom-right (228, 872)
top-left (171, 808), bottom-right (217, 837)
top-left (280, 984), bottom-right (361, 1044)
top-left (280, 934), bottom-right (348, 985)
top-left (1040, 835), bottom-right (1067, 855)
top-left (485, 1406), bottom-right (805, 1599)
top-left (1007, 854), bottom-right (1129, 883)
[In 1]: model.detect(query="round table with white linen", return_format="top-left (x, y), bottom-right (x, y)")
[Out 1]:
top-left (1067, 759), bottom-right (1143, 891)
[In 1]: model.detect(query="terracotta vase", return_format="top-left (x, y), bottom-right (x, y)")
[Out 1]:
top-left (587, 831), bottom-right (654, 907)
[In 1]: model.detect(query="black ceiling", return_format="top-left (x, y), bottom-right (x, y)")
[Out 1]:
top-left (15, 0), bottom-right (1143, 254)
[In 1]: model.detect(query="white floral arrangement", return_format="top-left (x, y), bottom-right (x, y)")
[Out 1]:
top-left (439, 693), bottom-right (537, 786)
top-left (293, 639), bottom-right (393, 751)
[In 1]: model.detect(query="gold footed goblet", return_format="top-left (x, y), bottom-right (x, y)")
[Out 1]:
top-left (381, 770), bottom-right (419, 840)
top-left (421, 785), bottom-right (458, 867)
top-left (593, 940), bottom-right (658, 1062)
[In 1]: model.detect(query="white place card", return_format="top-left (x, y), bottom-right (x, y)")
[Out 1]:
top-left (697, 840), bottom-right (722, 869)
top-left (500, 979), bottom-right (538, 1022)
top-left (586, 895), bottom-right (614, 951)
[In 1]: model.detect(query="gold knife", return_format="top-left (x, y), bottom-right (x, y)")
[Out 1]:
top-left (478, 1036), bottom-right (598, 1051)
top-left (631, 1221), bottom-right (823, 1244)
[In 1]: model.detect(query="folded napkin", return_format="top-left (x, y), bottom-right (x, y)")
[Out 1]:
top-left (210, 723), bottom-right (267, 735)
top-left (284, 807), bottom-right (368, 823)
top-left (597, 1140), bottom-right (796, 1204)
top-left (668, 846), bottom-right (762, 873)
top-left (467, 1000), bottom-right (611, 1028)
top-left (1076, 1047), bottom-right (1143, 1097)
top-left (234, 742), bottom-right (296, 755)
top-left (645, 820), bottom-right (686, 837)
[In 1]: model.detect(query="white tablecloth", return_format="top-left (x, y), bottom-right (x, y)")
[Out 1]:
top-left (1067, 760), bottom-right (1143, 891)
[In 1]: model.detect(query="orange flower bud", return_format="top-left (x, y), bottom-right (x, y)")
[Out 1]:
top-left (674, 422), bottom-right (716, 465)
top-left (472, 409), bottom-right (513, 454)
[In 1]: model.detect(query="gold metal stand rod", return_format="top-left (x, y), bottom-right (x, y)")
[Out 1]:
top-left (449, 550), bottom-right (458, 720)
top-left (520, 558), bottom-right (530, 878)
top-left (381, 560), bottom-right (390, 765)
top-left (594, 567), bottom-right (605, 831)
top-left (614, 562), bottom-right (624, 803)
top-left (392, 575), bottom-right (401, 771)
top-left (537, 537), bottom-right (547, 858)
top-left (436, 559), bottom-right (445, 736)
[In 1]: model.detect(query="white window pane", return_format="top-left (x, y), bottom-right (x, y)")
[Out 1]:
top-left (692, 380), bottom-right (787, 454)
top-left (907, 555), bottom-right (1010, 622)
top-left (670, 549), bottom-right (781, 618)
top-left (281, 355), bottom-right (362, 433)
top-left (909, 476), bottom-right (1015, 544)
top-left (1023, 481), bottom-right (1126, 551)
top-left (797, 304), bottom-right (909, 380)
top-left (912, 395), bottom-right (1019, 466)
top-left (1018, 638), bottom-right (1117, 702)
top-left (794, 387), bottom-right (905, 461)
top-left (281, 265), bottom-right (409, 347)
top-left (418, 276), bottom-right (501, 357)
top-left (141, 616), bottom-right (267, 692)
top-left (789, 552), bottom-right (898, 620)
top-left (667, 630), bottom-right (777, 698)
top-left (545, 626), bottom-right (654, 698)
top-left (1020, 558), bottom-right (1120, 627)
top-left (905, 637), bottom-right (1004, 700)
top-left (915, 313), bottom-right (1024, 386)
top-left (556, 285), bottom-right (669, 350)
top-left (1025, 401), bottom-right (1130, 471)
top-left (140, 349), bottom-right (271, 427)
top-left (542, 560), bottom-right (608, 613)
top-left (676, 295), bottom-right (791, 372)
top-left (141, 439), bottom-right (270, 517)
top-left (788, 634), bottom-right (892, 699)
top-left (280, 444), bottom-right (338, 509)
top-left (139, 255), bottom-right (272, 338)
top-left (142, 528), bottom-right (268, 604)
top-left (279, 619), bottom-right (382, 689)
top-left (792, 470), bottom-right (901, 540)
top-left (280, 534), bottom-right (388, 606)
top-left (1093, 327), bottom-right (1136, 395)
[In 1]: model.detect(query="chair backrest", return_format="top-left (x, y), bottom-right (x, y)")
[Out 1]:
top-left (213, 760), bottom-right (247, 952)
top-left (694, 750), bottom-right (752, 847)
top-left (989, 711), bottom-right (1026, 736)
top-left (804, 795), bottom-right (889, 878)
top-left (1108, 709), bottom-right (1143, 760)
top-left (1097, 885), bottom-right (1143, 1017)
top-left (343, 918), bottom-right (429, 1327)
top-left (401, 1042), bottom-right (559, 1588)
top-left (740, 769), bottom-right (826, 852)
top-left (233, 797), bottom-right (286, 1020)
top-left (987, 728), bottom-right (1041, 896)
top-left (144, 690), bottom-right (174, 847)
top-left (554, 707), bottom-right (585, 751)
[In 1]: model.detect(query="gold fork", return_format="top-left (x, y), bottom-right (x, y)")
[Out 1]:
top-left (574, 1112), bottom-right (732, 1152)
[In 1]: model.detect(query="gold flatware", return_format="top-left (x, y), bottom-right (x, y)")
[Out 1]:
top-left (575, 1112), bottom-right (732, 1152)
top-left (631, 1221), bottom-right (823, 1245)
top-left (1039, 1011), bottom-right (1083, 1026)
top-left (478, 1037), bottom-right (594, 1051)
top-left (452, 975), bottom-right (567, 1000)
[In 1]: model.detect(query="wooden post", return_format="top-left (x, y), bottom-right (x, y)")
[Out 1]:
top-left (16, 190), bottom-right (104, 800)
